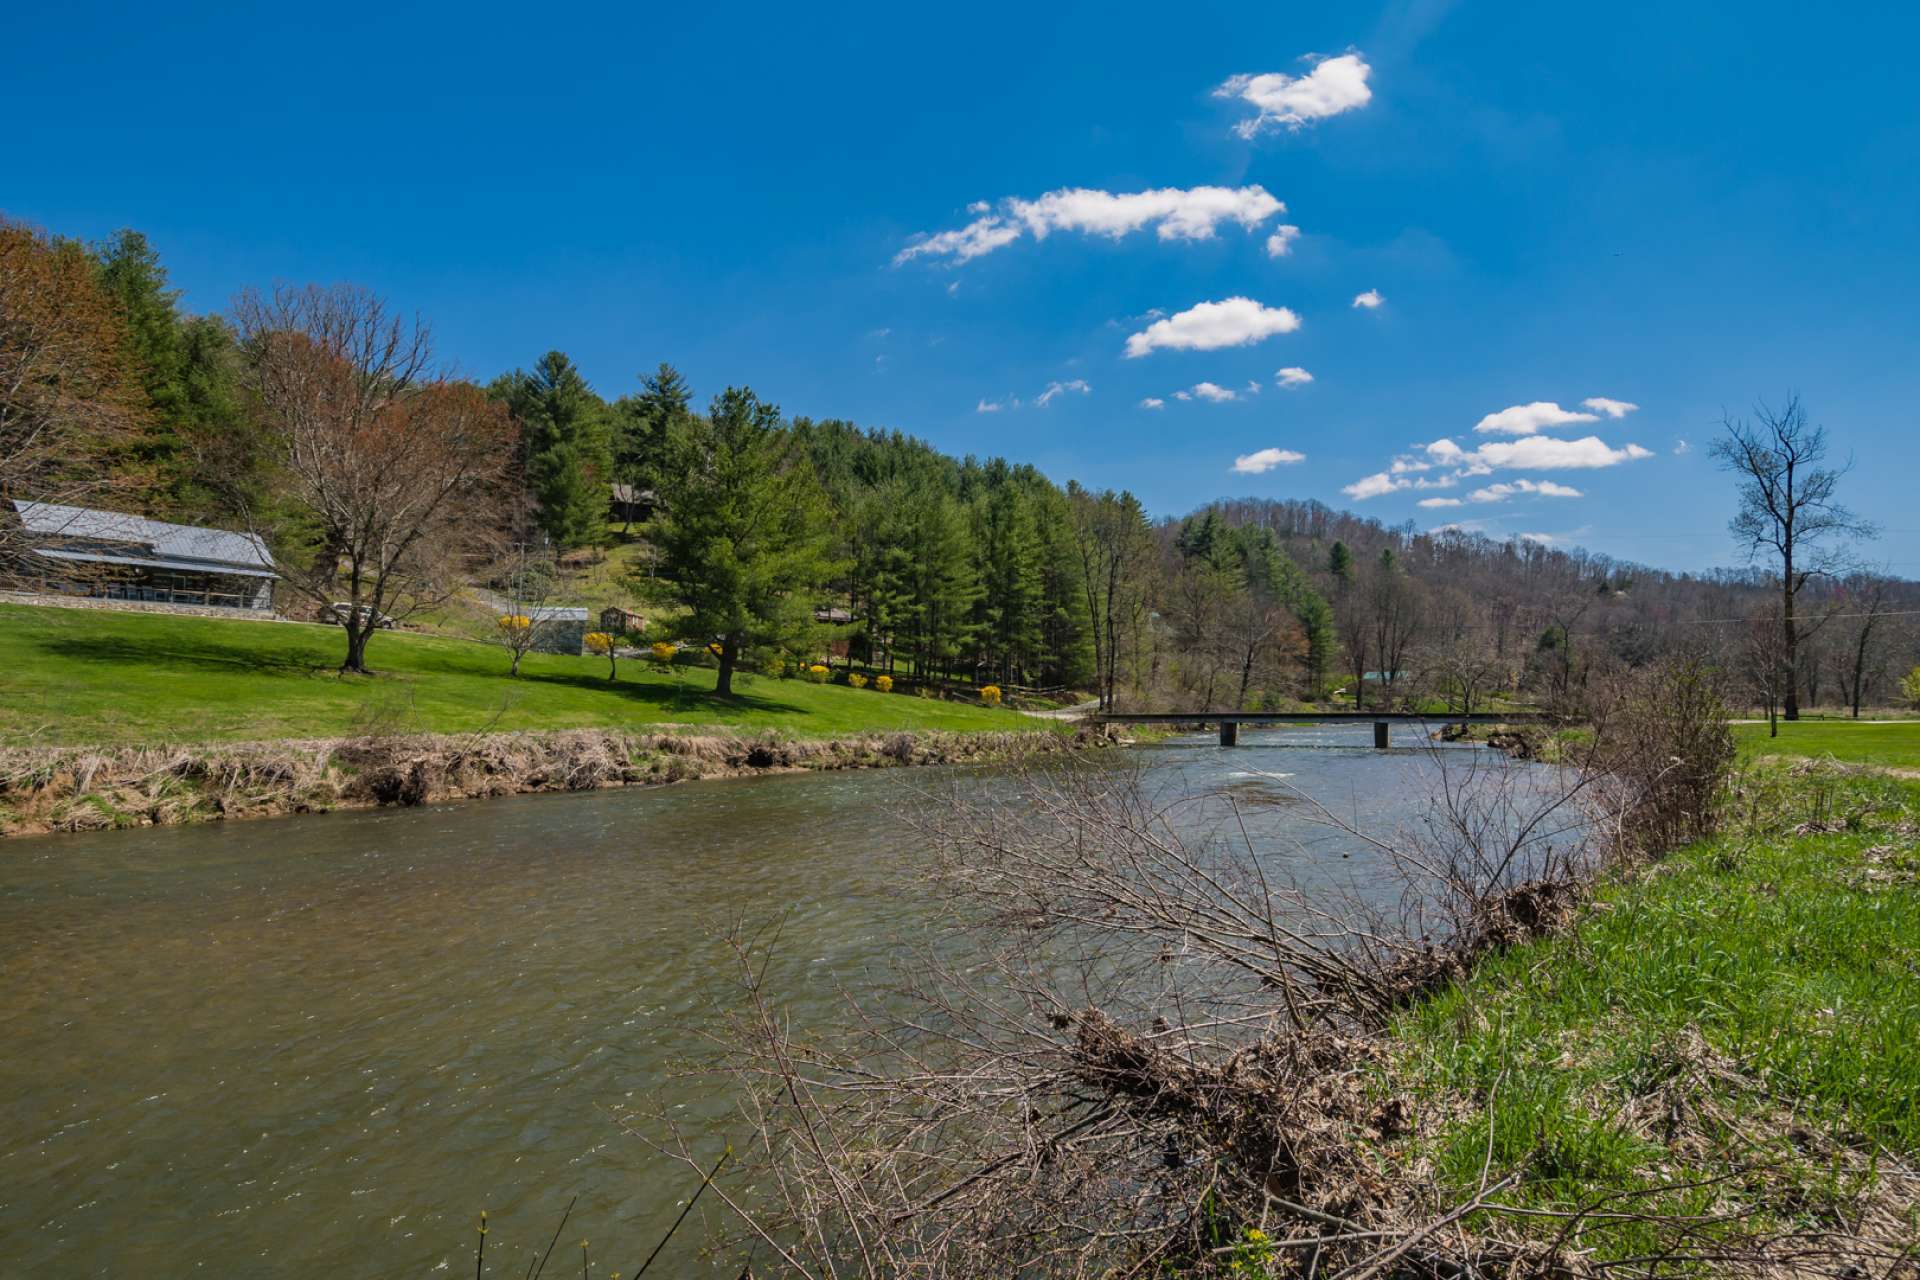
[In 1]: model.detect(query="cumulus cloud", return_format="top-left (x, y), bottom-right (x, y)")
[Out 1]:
top-left (1216, 54), bottom-right (1373, 137)
top-left (1581, 397), bottom-right (1639, 419)
top-left (1418, 497), bottom-right (1463, 508)
top-left (1275, 366), bottom-right (1313, 388)
top-left (1266, 225), bottom-right (1301, 258)
top-left (1471, 436), bottom-right (1653, 470)
top-left (1035, 378), bottom-right (1091, 407)
top-left (1520, 532), bottom-right (1556, 545)
top-left (1140, 397), bottom-right (1165, 409)
top-left (895, 185), bottom-right (1286, 264)
top-left (1188, 381), bottom-right (1239, 402)
top-left (1468, 479), bottom-right (1584, 503)
top-left (1352, 289), bottom-right (1384, 309)
top-left (1124, 296), bottom-right (1302, 357)
top-left (1473, 401), bottom-right (1600, 435)
top-left (1343, 471), bottom-right (1402, 500)
top-left (1233, 447), bottom-right (1306, 474)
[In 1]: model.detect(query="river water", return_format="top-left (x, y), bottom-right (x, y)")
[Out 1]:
top-left (0, 728), bottom-right (1530, 1276)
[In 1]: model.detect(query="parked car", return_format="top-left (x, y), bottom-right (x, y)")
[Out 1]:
top-left (322, 602), bottom-right (397, 629)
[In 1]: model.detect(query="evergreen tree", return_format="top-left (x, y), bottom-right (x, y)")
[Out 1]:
top-left (494, 351), bottom-right (611, 550)
top-left (610, 361), bottom-right (691, 526)
top-left (644, 387), bottom-right (836, 696)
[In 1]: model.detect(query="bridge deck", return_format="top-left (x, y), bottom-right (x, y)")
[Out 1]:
top-left (1093, 711), bottom-right (1549, 724)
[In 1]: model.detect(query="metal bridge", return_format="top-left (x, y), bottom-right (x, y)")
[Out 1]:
top-left (1091, 710), bottom-right (1552, 749)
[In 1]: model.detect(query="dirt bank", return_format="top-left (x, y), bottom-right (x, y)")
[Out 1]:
top-left (0, 725), bottom-right (1116, 839)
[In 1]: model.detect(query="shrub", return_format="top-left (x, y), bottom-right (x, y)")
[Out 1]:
top-left (874, 675), bottom-right (893, 694)
top-left (848, 672), bottom-right (868, 689)
top-left (496, 614), bottom-right (530, 635)
top-left (762, 654), bottom-right (788, 678)
top-left (806, 664), bottom-right (830, 684)
top-left (979, 684), bottom-right (1002, 707)
top-left (1902, 665), bottom-right (1920, 709)
top-left (649, 641), bottom-right (677, 666)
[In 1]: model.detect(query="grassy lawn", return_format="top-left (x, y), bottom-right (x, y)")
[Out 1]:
top-left (1734, 718), bottom-right (1920, 769)
top-left (0, 603), bottom-right (1036, 747)
top-left (1382, 765), bottom-right (1920, 1262)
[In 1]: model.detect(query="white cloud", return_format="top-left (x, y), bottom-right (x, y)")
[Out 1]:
top-left (1275, 366), bottom-right (1313, 388)
top-left (1140, 397), bottom-right (1165, 409)
top-left (1245, 380), bottom-right (1263, 395)
top-left (1266, 225), bottom-right (1301, 258)
top-left (976, 397), bottom-right (1010, 414)
top-left (896, 185), bottom-right (1286, 264)
top-left (1472, 436), bottom-right (1653, 470)
top-left (1673, 438), bottom-right (1691, 455)
top-left (1520, 532), bottom-right (1556, 545)
top-left (1216, 54), bottom-right (1373, 137)
top-left (1124, 296), bottom-right (1301, 357)
top-left (1468, 479), bottom-right (1584, 503)
top-left (1581, 396), bottom-right (1639, 419)
top-left (1035, 378), bottom-right (1091, 407)
top-left (1188, 381), bottom-right (1238, 402)
top-left (1343, 471), bottom-right (1403, 500)
top-left (1418, 497), bottom-right (1463, 508)
top-left (1473, 401), bottom-right (1600, 435)
top-left (1233, 447), bottom-right (1306, 474)
top-left (1352, 288), bottom-right (1384, 309)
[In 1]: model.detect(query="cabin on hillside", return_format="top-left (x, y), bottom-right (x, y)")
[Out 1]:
top-left (609, 484), bottom-right (655, 525)
top-left (3, 500), bottom-right (276, 612)
top-left (599, 606), bottom-right (646, 635)
top-left (525, 605), bottom-right (591, 654)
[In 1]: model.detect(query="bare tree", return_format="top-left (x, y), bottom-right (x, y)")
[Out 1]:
top-left (1833, 572), bottom-right (1897, 718)
top-left (491, 538), bottom-right (559, 678)
top-left (1710, 396), bottom-right (1876, 720)
top-left (1742, 603), bottom-right (1790, 736)
top-left (232, 284), bottom-right (515, 673)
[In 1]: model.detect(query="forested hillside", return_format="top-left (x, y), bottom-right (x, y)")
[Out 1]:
top-left (4, 216), bottom-right (1914, 713)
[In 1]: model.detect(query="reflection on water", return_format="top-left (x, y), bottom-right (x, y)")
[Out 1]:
top-left (0, 726), bottom-right (1517, 1275)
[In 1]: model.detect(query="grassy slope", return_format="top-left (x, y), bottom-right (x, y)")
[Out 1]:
top-left (0, 603), bottom-right (1035, 747)
top-left (1383, 765), bottom-right (1920, 1260)
top-left (1735, 719), bottom-right (1920, 769)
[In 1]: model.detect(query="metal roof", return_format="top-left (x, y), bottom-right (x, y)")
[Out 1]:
top-left (32, 548), bottom-right (278, 579)
top-left (11, 501), bottom-right (273, 571)
top-left (527, 606), bottom-right (590, 622)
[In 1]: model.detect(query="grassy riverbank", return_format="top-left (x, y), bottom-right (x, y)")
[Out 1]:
top-left (0, 603), bottom-right (1033, 748)
top-left (1376, 762), bottom-right (1920, 1266)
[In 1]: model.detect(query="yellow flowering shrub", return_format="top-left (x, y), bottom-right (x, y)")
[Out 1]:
top-left (979, 684), bottom-right (1002, 706)
top-left (848, 672), bottom-right (868, 689)
top-left (806, 663), bottom-right (830, 683)
top-left (583, 631), bottom-right (615, 655)
top-left (496, 614), bottom-right (530, 634)
top-left (707, 642), bottom-right (723, 657)
top-left (874, 675), bottom-right (893, 693)
top-left (649, 641), bottom-right (678, 665)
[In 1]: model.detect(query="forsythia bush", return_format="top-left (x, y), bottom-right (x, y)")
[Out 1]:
top-left (707, 642), bottom-right (723, 657)
top-left (583, 631), bottom-right (615, 655)
top-left (980, 684), bottom-right (1002, 706)
top-left (874, 675), bottom-right (893, 693)
top-left (806, 663), bottom-right (830, 683)
top-left (848, 672), bottom-right (868, 689)
top-left (649, 641), bottom-right (678, 665)
top-left (496, 614), bottom-right (530, 634)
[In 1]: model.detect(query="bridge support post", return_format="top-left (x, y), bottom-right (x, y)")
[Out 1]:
top-left (1219, 720), bottom-right (1239, 747)
top-left (1373, 721), bottom-right (1390, 750)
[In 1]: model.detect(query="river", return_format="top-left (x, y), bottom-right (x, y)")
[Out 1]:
top-left (0, 728), bottom-right (1530, 1276)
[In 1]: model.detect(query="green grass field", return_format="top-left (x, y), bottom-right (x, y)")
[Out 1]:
top-left (0, 603), bottom-right (1034, 747)
top-left (1734, 718), bottom-right (1920, 769)
top-left (1384, 765), bottom-right (1920, 1261)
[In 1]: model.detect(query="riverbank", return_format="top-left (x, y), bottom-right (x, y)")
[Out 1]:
top-left (1362, 758), bottom-right (1919, 1272)
top-left (0, 602), bottom-right (1035, 747)
top-left (0, 723), bottom-right (1113, 838)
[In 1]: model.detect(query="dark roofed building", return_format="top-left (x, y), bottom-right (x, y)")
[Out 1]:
top-left (5, 501), bottom-right (276, 612)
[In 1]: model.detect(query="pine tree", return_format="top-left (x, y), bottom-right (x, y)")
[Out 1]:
top-left (495, 351), bottom-right (611, 550)
top-left (610, 362), bottom-right (691, 526)
top-left (644, 387), bottom-right (836, 696)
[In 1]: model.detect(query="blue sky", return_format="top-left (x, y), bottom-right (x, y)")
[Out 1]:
top-left (8, 1), bottom-right (1918, 572)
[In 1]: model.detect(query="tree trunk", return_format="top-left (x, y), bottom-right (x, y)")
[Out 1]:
top-left (342, 621), bottom-right (372, 674)
top-left (1782, 555), bottom-right (1799, 722)
top-left (716, 637), bottom-right (737, 697)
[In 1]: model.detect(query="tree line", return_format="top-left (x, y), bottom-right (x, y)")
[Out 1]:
top-left (3, 215), bottom-right (1911, 710)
